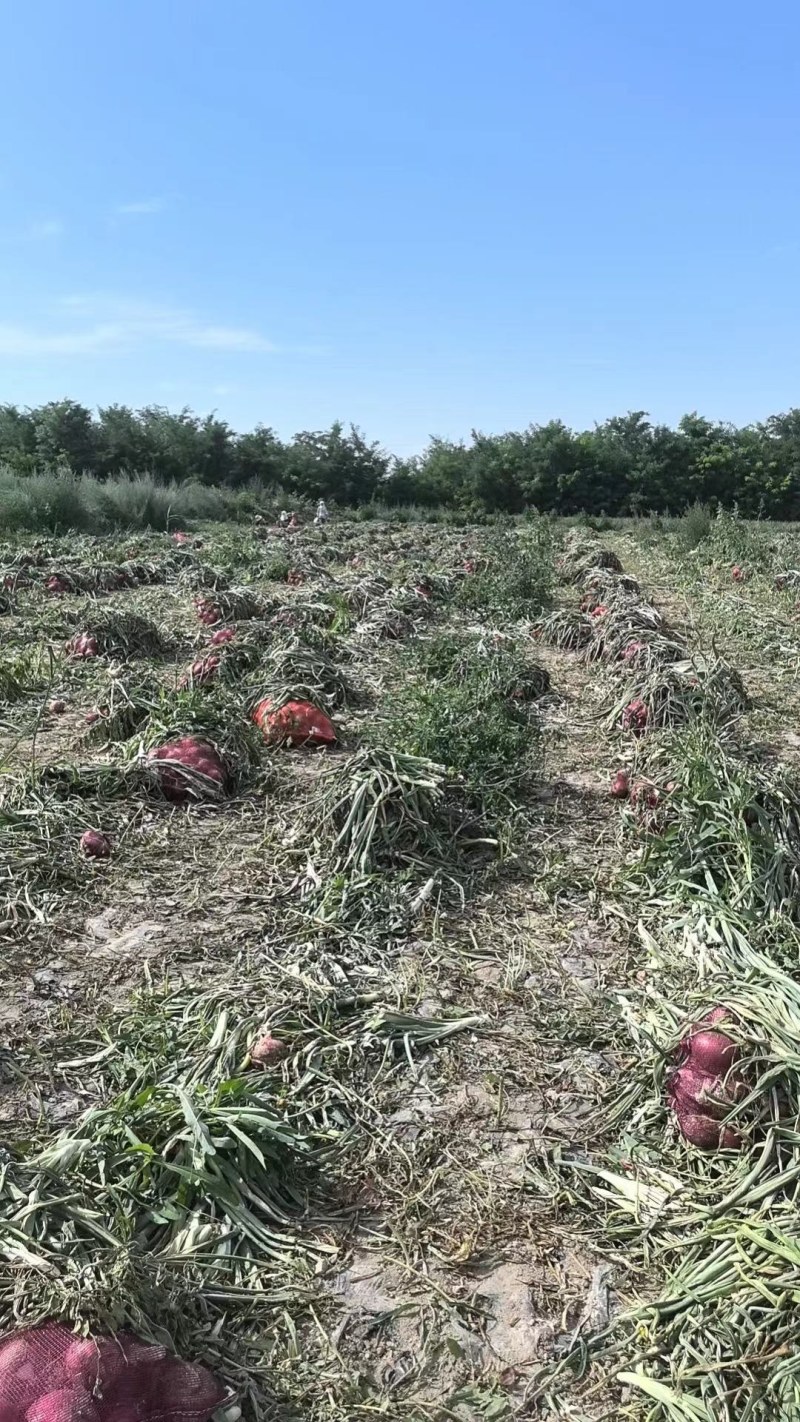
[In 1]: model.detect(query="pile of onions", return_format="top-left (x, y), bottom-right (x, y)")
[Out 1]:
top-left (66, 632), bottom-right (100, 659)
top-left (193, 597), bottom-right (222, 627)
top-left (178, 654), bottom-right (220, 690)
top-left (622, 698), bottom-right (648, 733)
top-left (147, 736), bottom-right (228, 802)
top-left (610, 770), bottom-right (630, 799)
top-left (46, 575), bottom-right (70, 595)
top-left (667, 1007), bottom-right (743, 1149)
top-left (210, 626), bottom-right (236, 646)
top-left (0, 1322), bottom-right (224, 1422)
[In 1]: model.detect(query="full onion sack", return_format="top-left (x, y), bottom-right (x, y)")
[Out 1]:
top-left (252, 698), bottom-right (336, 748)
top-left (0, 1323), bottom-right (225, 1422)
top-left (147, 737), bottom-right (228, 802)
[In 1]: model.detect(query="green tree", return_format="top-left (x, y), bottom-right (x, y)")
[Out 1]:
top-left (95, 405), bottom-right (150, 476)
top-left (0, 404), bottom-right (37, 471)
top-left (32, 399), bottom-right (96, 471)
top-left (231, 424), bottom-right (286, 487)
top-left (285, 422), bottom-right (388, 503)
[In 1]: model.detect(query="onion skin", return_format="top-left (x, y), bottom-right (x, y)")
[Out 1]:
top-left (67, 633), bottom-right (100, 660)
top-left (193, 597), bottom-right (222, 627)
top-left (25, 1388), bottom-right (100, 1422)
top-left (668, 1064), bottom-right (731, 1120)
top-left (683, 1029), bottom-right (739, 1076)
top-left (0, 1326), bottom-right (225, 1422)
top-left (674, 1109), bottom-right (741, 1151)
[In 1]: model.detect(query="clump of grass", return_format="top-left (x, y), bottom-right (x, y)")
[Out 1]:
top-left (63, 606), bottom-right (170, 658)
top-left (269, 599), bottom-right (337, 636)
top-left (314, 747), bottom-right (464, 873)
top-left (355, 602), bottom-right (416, 641)
top-left (388, 679), bottom-right (539, 802)
top-left (0, 981), bottom-right (339, 1336)
top-left (257, 637), bottom-right (352, 710)
top-left (677, 498), bottom-right (713, 550)
top-left (134, 685), bottom-right (265, 790)
top-left (708, 504), bottom-right (771, 570)
top-left (118, 557), bottom-right (169, 586)
top-left (0, 646), bottom-right (51, 704)
top-left (624, 725), bottom-right (800, 924)
top-left (536, 931), bottom-right (800, 1422)
top-left (343, 575), bottom-right (391, 616)
top-left (261, 549), bottom-right (291, 582)
top-left (609, 654), bottom-right (748, 731)
top-left (557, 535), bottom-right (623, 584)
top-left (198, 586), bottom-right (272, 622)
top-left (414, 629), bottom-right (551, 700)
top-left (177, 561), bottom-right (231, 592)
top-left (82, 672), bottom-right (161, 744)
top-left (455, 527), bottom-right (553, 617)
top-left (537, 607), bottom-right (594, 651)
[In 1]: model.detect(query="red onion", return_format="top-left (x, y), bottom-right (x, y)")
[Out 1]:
top-left (80, 830), bottom-right (111, 859)
top-left (251, 1033), bottom-right (288, 1066)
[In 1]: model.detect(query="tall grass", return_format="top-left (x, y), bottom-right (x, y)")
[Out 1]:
top-left (0, 470), bottom-right (501, 534)
top-left (0, 468), bottom-right (268, 533)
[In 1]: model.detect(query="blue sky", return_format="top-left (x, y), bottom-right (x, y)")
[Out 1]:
top-left (1, 0), bottom-right (799, 454)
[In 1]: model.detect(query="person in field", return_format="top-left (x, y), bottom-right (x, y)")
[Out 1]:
top-left (315, 498), bottom-right (330, 524)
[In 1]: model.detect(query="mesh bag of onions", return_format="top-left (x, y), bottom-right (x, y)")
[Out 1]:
top-left (0, 1323), bottom-right (226, 1422)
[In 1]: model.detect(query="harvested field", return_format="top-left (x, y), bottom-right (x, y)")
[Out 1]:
top-left (4, 508), bottom-right (800, 1420)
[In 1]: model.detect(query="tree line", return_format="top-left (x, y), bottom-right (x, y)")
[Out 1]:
top-left (3, 399), bottom-right (800, 516)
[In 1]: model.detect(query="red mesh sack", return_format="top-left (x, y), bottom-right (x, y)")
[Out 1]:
top-left (0, 1323), bottom-right (226, 1422)
top-left (252, 698), bottom-right (336, 747)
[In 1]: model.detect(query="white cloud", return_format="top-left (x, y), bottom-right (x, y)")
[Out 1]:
top-left (28, 219), bottom-right (64, 239)
top-left (115, 199), bottom-right (164, 216)
top-left (0, 295), bottom-right (276, 358)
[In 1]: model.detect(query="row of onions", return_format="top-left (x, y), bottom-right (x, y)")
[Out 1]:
top-left (536, 533), bottom-right (800, 1420)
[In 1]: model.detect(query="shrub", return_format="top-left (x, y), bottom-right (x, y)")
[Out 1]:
top-left (677, 500), bottom-right (712, 550)
top-left (454, 525), bottom-right (553, 617)
top-left (388, 679), bottom-right (539, 802)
